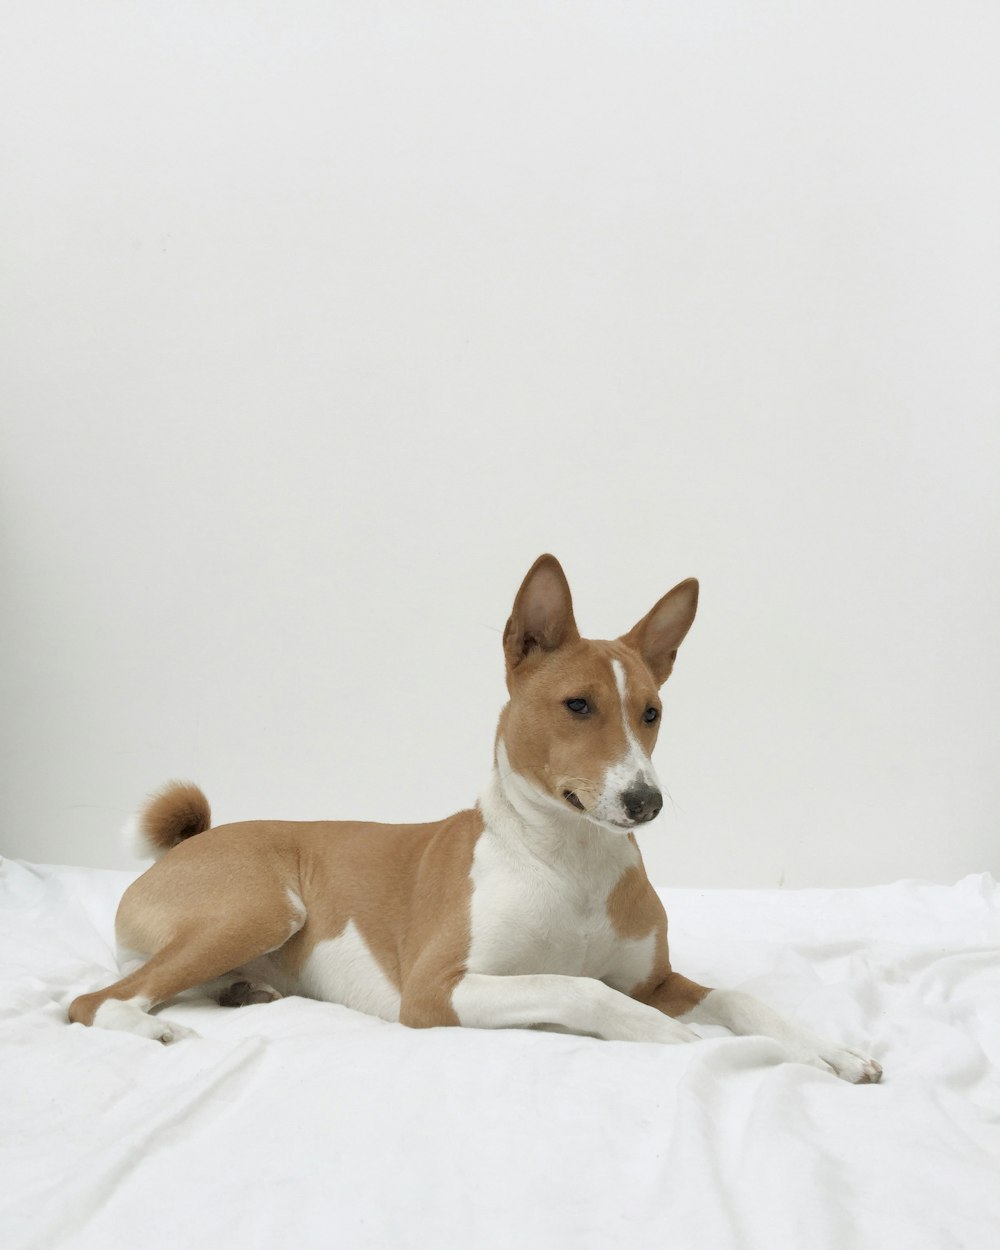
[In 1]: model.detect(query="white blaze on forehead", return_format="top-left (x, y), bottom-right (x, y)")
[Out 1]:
top-left (599, 658), bottom-right (659, 797)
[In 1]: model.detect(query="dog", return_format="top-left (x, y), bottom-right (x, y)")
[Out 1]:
top-left (69, 554), bottom-right (882, 1082)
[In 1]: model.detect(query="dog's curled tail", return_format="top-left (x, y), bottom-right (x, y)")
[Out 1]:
top-left (128, 781), bottom-right (212, 860)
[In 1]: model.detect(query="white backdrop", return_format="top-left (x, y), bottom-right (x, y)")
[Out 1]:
top-left (2, 2), bottom-right (998, 887)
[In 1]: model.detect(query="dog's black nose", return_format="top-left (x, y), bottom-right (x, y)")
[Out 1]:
top-left (622, 782), bottom-right (663, 823)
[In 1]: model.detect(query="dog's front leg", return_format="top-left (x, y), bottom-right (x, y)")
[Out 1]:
top-left (643, 972), bottom-right (882, 1083)
top-left (447, 972), bottom-right (698, 1044)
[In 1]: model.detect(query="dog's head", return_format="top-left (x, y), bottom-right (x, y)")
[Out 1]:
top-left (496, 554), bottom-right (698, 834)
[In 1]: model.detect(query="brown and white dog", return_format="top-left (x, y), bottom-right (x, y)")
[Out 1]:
top-left (70, 555), bottom-right (882, 1082)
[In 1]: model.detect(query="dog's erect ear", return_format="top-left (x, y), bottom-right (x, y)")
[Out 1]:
top-left (503, 554), bottom-right (580, 670)
top-left (620, 578), bottom-right (699, 685)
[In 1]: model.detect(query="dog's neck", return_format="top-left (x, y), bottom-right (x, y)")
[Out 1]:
top-left (478, 738), bottom-right (641, 890)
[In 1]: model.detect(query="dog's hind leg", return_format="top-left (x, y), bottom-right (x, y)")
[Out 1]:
top-left (70, 821), bottom-right (308, 1041)
top-left (160, 966), bottom-right (284, 1008)
top-left (69, 904), bottom-right (302, 1043)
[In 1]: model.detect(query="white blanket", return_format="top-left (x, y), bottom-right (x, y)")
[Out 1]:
top-left (2, 858), bottom-right (999, 1249)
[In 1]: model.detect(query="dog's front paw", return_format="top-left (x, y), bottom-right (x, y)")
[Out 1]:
top-left (818, 1045), bottom-right (882, 1084)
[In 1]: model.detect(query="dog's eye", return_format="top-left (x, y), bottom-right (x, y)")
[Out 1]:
top-left (643, 707), bottom-right (659, 724)
top-left (565, 698), bottom-right (590, 716)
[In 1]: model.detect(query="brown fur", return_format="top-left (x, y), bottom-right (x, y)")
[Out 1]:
top-left (69, 807), bottom-right (480, 1028)
top-left (498, 554), bottom-right (697, 824)
top-left (137, 781), bottom-right (212, 855)
top-left (606, 854), bottom-right (709, 1011)
top-left (271, 809), bottom-right (480, 1026)
top-left (619, 578), bottom-right (700, 686)
top-left (499, 638), bottom-right (662, 817)
top-left (69, 553), bottom-right (704, 1037)
top-left (66, 556), bottom-right (882, 1082)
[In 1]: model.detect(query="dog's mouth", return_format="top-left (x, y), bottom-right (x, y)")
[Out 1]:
top-left (563, 790), bottom-right (633, 830)
top-left (562, 789), bottom-right (640, 833)
top-left (563, 790), bottom-right (585, 812)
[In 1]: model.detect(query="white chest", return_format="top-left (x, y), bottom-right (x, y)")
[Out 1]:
top-left (465, 824), bottom-right (657, 994)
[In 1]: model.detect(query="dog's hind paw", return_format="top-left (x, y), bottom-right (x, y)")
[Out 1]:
top-left (91, 997), bottom-right (199, 1044)
top-left (217, 979), bottom-right (282, 1008)
top-left (819, 1046), bottom-right (883, 1084)
top-left (154, 1018), bottom-right (199, 1044)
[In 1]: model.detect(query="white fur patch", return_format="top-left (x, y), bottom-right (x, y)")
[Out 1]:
top-left (298, 920), bottom-right (401, 1022)
top-left (92, 996), bottom-right (196, 1043)
top-left (682, 989), bottom-right (883, 1082)
top-left (472, 760), bottom-right (658, 993)
top-left (452, 971), bottom-right (696, 1043)
top-left (114, 946), bottom-right (148, 977)
top-left (285, 887), bottom-right (307, 937)
top-left (587, 659), bottom-right (660, 828)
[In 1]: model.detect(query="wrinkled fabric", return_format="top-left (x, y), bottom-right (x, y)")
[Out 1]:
top-left (2, 858), bottom-right (998, 1250)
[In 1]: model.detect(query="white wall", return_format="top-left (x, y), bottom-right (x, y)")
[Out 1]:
top-left (2, 1), bottom-right (998, 887)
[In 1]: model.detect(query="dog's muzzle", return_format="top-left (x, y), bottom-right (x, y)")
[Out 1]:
top-left (621, 782), bottom-right (662, 824)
